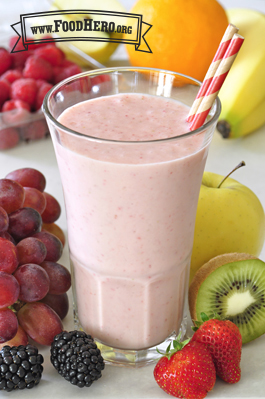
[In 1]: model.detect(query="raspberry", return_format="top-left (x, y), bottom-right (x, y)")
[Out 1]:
top-left (9, 36), bottom-right (19, 51)
top-left (35, 82), bottom-right (53, 110)
top-left (21, 120), bottom-right (48, 141)
top-left (9, 36), bottom-right (32, 52)
top-left (23, 55), bottom-right (53, 82)
top-left (28, 36), bottom-right (56, 50)
top-left (90, 75), bottom-right (111, 86)
top-left (35, 45), bottom-right (64, 66)
top-left (52, 60), bottom-right (76, 81)
top-left (42, 35), bottom-right (56, 45)
top-left (60, 59), bottom-right (76, 68)
top-left (2, 108), bottom-right (30, 126)
top-left (35, 79), bottom-right (47, 90)
top-left (0, 80), bottom-right (11, 107)
top-left (0, 48), bottom-right (12, 75)
top-left (0, 128), bottom-right (20, 150)
top-left (11, 78), bottom-right (37, 107)
top-left (54, 64), bottom-right (82, 84)
top-left (1, 69), bottom-right (23, 84)
top-left (2, 99), bottom-right (31, 112)
top-left (10, 52), bottom-right (31, 70)
top-left (52, 66), bottom-right (62, 79)
top-left (9, 37), bottom-right (32, 69)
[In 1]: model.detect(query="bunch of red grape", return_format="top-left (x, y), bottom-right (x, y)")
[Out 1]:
top-left (0, 167), bottom-right (71, 347)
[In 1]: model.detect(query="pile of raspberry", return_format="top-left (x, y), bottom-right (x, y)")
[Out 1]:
top-left (0, 36), bottom-right (82, 150)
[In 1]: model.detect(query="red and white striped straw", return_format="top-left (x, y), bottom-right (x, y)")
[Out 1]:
top-left (189, 33), bottom-right (244, 131)
top-left (187, 24), bottom-right (239, 123)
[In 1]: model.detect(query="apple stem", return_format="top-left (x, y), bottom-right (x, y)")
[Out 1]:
top-left (217, 161), bottom-right (246, 189)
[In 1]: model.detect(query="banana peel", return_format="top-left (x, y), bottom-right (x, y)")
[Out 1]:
top-left (217, 8), bottom-right (265, 138)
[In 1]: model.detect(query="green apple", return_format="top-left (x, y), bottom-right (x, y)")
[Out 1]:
top-left (49, 0), bottom-right (126, 65)
top-left (190, 166), bottom-right (265, 283)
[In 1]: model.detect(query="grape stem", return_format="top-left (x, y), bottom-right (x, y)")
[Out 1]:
top-left (11, 299), bottom-right (26, 313)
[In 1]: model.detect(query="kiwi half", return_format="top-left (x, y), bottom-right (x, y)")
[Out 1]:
top-left (189, 253), bottom-right (265, 344)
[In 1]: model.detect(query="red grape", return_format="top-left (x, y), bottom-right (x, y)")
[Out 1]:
top-left (41, 192), bottom-right (61, 223)
top-left (0, 237), bottom-right (19, 273)
top-left (33, 231), bottom-right (63, 262)
top-left (0, 271), bottom-right (20, 308)
top-left (0, 308), bottom-right (18, 343)
top-left (41, 292), bottom-right (69, 320)
top-left (0, 179), bottom-right (25, 214)
top-left (40, 261), bottom-right (71, 295)
top-left (16, 237), bottom-right (47, 265)
top-left (0, 324), bottom-right (28, 349)
top-left (5, 168), bottom-right (46, 192)
top-left (17, 302), bottom-right (63, 345)
top-left (8, 207), bottom-right (42, 241)
top-left (23, 187), bottom-right (47, 214)
top-left (42, 222), bottom-right (65, 246)
top-left (0, 206), bottom-right (8, 233)
top-left (0, 231), bottom-right (16, 244)
top-left (14, 263), bottom-right (50, 302)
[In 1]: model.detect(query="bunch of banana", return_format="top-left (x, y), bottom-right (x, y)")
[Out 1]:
top-left (217, 9), bottom-right (265, 138)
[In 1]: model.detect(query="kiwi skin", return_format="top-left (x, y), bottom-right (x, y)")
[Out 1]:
top-left (189, 252), bottom-right (257, 324)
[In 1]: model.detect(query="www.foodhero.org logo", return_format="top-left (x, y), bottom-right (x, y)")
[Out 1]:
top-left (11, 10), bottom-right (152, 53)
top-left (32, 17), bottom-right (133, 36)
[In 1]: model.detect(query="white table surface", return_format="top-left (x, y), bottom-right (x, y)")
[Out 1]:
top-left (1, 0), bottom-right (265, 398)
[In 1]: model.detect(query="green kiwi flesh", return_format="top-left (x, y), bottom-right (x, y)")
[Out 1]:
top-left (194, 258), bottom-right (265, 344)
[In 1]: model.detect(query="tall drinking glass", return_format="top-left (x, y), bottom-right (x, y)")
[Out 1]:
top-left (43, 67), bottom-right (221, 368)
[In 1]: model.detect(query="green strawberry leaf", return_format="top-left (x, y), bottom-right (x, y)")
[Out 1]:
top-left (200, 312), bottom-right (210, 322)
top-left (166, 342), bottom-right (172, 352)
top-left (156, 335), bottom-right (191, 360)
top-left (191, 311), bottom-right (220, 331)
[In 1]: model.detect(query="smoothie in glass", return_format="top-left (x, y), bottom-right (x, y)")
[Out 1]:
top-left (43, 67), bottom-right (220, 367)
top-left (57, 93), bottom-right (208, 350)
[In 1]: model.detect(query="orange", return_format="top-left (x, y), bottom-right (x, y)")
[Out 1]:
top-left (125, 0), bottom-right (228, 82)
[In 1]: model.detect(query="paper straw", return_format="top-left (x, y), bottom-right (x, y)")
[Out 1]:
top-left (187, 24), bottom-right (239, 123)
top-left (189, 33), bottom-right (244, 131)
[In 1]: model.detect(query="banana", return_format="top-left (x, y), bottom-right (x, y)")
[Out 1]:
top-left (217, 8), bottom-right (265, 138)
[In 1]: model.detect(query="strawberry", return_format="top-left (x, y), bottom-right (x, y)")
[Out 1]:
top-left (154, 339), bottom-right (216, 399)
top-left (191, 313), bottom-right (242, 384)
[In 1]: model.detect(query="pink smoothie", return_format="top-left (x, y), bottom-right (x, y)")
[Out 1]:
top-left (56, 93), bottom-right (209, 350)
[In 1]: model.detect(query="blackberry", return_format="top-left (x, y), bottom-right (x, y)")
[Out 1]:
top-left (0, 344), bottom-right (44, 392)
top-left (50, 330), bottom-right (105, 388)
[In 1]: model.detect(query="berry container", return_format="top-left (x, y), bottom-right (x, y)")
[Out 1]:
top-left (0, 32), bottom-right (86, 151)
top-left (0, 108), bottom-right (50, 150)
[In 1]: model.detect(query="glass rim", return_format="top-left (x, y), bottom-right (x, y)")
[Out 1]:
top-left (42, 66), bottom-right (221, 145)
